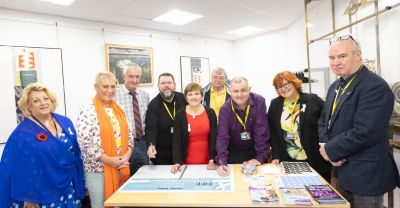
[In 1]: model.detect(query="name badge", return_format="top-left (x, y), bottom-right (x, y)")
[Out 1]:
top-left (240, 132), bottom-right (251, 140)
top-left (170, 127), bottom-right (174, 134)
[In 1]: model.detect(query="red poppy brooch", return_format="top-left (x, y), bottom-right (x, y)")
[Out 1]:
top-left (36, 133), bottom-right (48, 142)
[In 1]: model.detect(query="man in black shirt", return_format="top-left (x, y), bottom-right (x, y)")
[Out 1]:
top-left (146, 73), bottom-right (187, 164)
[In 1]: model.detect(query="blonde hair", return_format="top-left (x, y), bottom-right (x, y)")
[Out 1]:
top-left (95, 71), bottom-right (118, 86)
top-left (17, 83), bottom-right (57, 117)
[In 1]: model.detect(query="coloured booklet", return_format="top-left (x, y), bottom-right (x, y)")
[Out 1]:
top-left (280, 188), bottom-right (312, 205)
top-left (305, 185), bottom-right (346, 204)
top-left (249, 185), bottom-right (279, 203)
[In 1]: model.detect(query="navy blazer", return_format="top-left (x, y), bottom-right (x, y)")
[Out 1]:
top-left (268, 93), bottom-right (331, 179)
top-left (172, 106), bottom-right (218, 164)
top-left (318, 65), bottom-right (400, 195)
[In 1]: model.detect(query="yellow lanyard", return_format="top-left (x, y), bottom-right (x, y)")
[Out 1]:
top-left (283, 94), bottom-right (300, 130)
top-left (163, 101), bottom-right (176, 120)
top-left (231, 100), bottom-right (250, 131)
top-left (331, 75), bottom-right (356, 115)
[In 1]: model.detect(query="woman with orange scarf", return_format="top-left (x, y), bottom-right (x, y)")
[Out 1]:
top-left (76, 72), bottom-right (133, 208)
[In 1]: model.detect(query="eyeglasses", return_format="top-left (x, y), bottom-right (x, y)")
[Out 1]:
top-left (329, 35), bottom-right (359, 47)
top-left (276, 82), bottom-right (291, 92)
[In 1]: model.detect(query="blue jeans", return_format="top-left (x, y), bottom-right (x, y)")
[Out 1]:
top-left (130, 138), bottom-right (149, 175)
top-left (339, 185), bottom-right (385, 208)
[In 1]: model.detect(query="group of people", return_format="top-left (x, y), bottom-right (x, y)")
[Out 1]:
top-left (0, 35), bottom-right (399, 208)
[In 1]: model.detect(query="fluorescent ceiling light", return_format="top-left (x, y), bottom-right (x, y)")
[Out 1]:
top-left (307, 23), bottom-right (315, 28)
top-left (227, 26), bottom-right (264, 36)
top-left (39, 0), bottom-right (75, 6)
top-left (153, 9), bottom-right (203, 25)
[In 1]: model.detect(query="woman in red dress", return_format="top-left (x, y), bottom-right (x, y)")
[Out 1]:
top-left (171, 83), bottom-right (218, 173)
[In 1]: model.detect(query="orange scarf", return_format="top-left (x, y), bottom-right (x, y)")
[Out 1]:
top-left (93, 96), bottom-right (130, 203)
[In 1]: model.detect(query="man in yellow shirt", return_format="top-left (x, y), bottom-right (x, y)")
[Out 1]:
top-left (202, 67), bottom-right (231, 118)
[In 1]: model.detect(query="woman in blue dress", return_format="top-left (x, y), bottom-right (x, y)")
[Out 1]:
top-left (0, 83), bottom-right (85, 208)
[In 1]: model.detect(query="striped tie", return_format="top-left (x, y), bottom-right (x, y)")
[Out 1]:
top-left (130, 92), bottom-right (143, 138)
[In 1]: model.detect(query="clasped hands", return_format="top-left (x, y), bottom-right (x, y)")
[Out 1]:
top-left (100, 151), bottom-right (131, 169)
top-left (319, 143), bottom-right (346, 167)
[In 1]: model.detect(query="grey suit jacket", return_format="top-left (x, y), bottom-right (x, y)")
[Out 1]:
top-left (318, 65), bottom-right (400, 195)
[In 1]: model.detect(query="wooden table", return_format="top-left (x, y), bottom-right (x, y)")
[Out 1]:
top-left (105, 164), bottom-right (350, 208)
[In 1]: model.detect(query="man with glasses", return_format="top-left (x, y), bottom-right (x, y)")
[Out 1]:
top-left (318, 35), bottom-right (400, 208)
top-left (215, 76), bottom-right (269, 176)
top-left (202, 67), bottom-right (231, 118)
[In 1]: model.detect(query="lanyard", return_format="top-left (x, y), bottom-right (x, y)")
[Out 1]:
top-left (331, 75), bottom-right (357, 115)
top-left (283, 94), bottom-right (300, 131)
top-left (231, 100), bottom-right (250, 131)
top-left (32, 114), bottom-right (59, 138)
top-left (163, 101), bottom-right (176, 120)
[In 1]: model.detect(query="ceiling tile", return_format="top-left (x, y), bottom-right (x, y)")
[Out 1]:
top-left (0, 0), bottom-right (317, 40)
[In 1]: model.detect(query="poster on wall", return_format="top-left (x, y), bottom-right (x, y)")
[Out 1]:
top-left (0, 45), bottom-right (66, 144)
top-left (105, 44), bottom-right (154, 86)
top-left (14, 48), bottom-right (39, 123)
top-left (180, 56), bottom-right (210, 90)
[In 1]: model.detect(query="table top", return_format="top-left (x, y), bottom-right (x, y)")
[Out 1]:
top-left (105, 164), bottom-right (350, 208)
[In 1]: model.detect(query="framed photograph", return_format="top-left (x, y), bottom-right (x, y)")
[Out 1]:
top-left (180, 56), bottom-right (210, 90)
top-left (105, 44), bottom-right (154, 86)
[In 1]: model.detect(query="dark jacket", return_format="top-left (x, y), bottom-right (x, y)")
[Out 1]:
top-left (318, 65), bottom-right (400, 195)
top-left (202, 83), bottom-right (231, 107)
top-left (172, 105), bottom-right (217, 164)
top-left (145, 92), bottom-right (188, 165)
top-left (268, 92), bottom-right (331, 178)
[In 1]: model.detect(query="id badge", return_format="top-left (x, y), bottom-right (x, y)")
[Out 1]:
top-left (240, 132), bottom-right (251, 140)
top-left (170, 127), bottom-right (174, 134)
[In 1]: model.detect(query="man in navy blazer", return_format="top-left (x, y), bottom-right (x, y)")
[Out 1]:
top-left (318, 35), bottom-right (399, 208)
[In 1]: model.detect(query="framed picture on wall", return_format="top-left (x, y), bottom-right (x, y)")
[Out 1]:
top-left (180, 56), bottom-right (210, 90)
top-left (105, 44), bottom-right (154, 86)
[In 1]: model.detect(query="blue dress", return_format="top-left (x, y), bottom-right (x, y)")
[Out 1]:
top-left (0, 113), bottom-right (85, 208)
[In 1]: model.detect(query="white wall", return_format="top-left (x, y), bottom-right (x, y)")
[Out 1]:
top-left (1, 1), bottom-right (399, 187)
top-left (0, 9), bottom-right (234, 117)
top-left (0, 8), bottom-right (234, 156)
top-left (288, 0), bottom-right (400, 84)
top-left (232, 30), bottom-right (289, 107)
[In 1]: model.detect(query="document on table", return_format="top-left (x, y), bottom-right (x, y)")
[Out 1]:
top-left (119, 164), bottom-right (234, 192)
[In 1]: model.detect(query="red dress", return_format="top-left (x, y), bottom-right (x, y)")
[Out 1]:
top-left (184, 110), bottom-right (210, 164)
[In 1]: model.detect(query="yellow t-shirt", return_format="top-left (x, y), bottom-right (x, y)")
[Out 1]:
top-left (210, 86), bottom-right (227, 118)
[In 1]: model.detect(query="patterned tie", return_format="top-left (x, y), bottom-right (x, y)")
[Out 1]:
top-left (130, 92), bottom-right (143, 138)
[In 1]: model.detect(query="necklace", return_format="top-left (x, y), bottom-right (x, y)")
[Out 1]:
top-left (43, 119), bottom-right (51, 127)
top-left (187, 105), bottom-right (203, 119)
top-left (32, 115), bottom-right (59, 138)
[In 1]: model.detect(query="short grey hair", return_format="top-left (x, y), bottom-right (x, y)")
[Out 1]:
top-left (123, 63), bottom-right (142, 75)
top-left (350, 39), bottom-right (362, 54)
top-left (231, 76), bottom-right (249, 87)
top-left (212, 67), bottom-right (227, 79)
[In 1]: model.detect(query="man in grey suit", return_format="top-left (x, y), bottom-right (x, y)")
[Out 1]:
top-left (318, 35), bottom-right (399, 208)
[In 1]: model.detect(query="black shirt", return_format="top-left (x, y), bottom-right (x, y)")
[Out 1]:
top-left (145, 92), bottom-right (187, 165)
